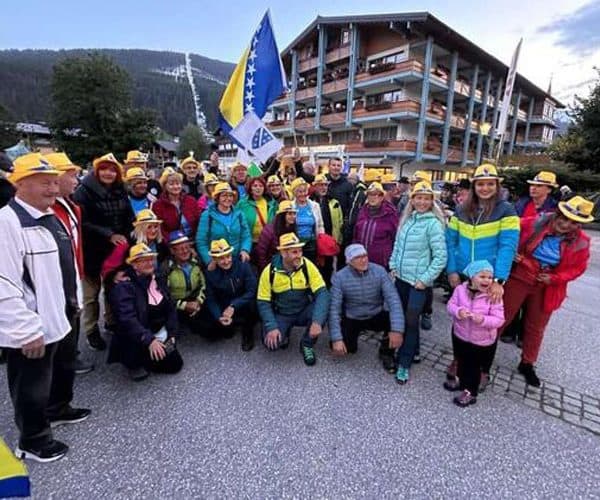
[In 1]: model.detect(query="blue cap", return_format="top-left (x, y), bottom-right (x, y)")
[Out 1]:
top-left (168, 230), bottom-right (190, 246)
top-left (463, 260), bottom-right (494, 279)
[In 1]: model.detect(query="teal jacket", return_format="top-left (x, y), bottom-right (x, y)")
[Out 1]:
top-left (389, 211), bottom-right (447, 286)
top-left (196, 204), bottom-right (252, 265)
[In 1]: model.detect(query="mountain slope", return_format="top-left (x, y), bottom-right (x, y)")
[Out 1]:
top-left (0, 49), bottom-right (235, 135)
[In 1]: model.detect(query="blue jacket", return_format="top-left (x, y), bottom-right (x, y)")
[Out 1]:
top-left (446, 201), bottom-right (520, 280)
top-left (329, 263), bottom-right (404, 342)
top-left (196, 204), bottom-right (252, 265)
top-left (389, 211), bottom-right (447, 286)
top-left (515, 195), bottom-right (558, 217)
top-left (204, 260), bottom-right (257, 320)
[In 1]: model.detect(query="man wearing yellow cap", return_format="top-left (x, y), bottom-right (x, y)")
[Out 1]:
top-left (499, 196), bottom-right (594, 387)
top-left (47, 153), bottom-right (93, 375)
top-left (123, 150), bottom-right (162, 198)
top-left (180, 154), bottom-right (203, 200)
top-left (0, 153), bottom-right (91, 462)
top-left (257, 233), bottom-right (329, 365)
top-left (124, 166), bottom-right (156, 216)
top-left (515, 171), bottom-right (559, 218)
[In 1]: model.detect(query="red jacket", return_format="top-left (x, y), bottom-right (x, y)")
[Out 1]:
top-left (152, 193), bottom-right (200, 242)
top-left (53, 197), bottom-right (84, 278)
top-left (511, 214), bottom-right (590, 313)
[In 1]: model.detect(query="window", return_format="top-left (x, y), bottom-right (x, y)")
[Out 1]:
top-left (368, 47), bottom-right (409, 69)
top-left (332, 130), bottom-right (360, 143)
top-left (305, 133), bottom-right (329, 146)
top-left (341, 29), bottom-right (350, 45)
top-left (366, 90), bottom-right (405, 106)
top-left (364, 126), bottom-right (397, 141)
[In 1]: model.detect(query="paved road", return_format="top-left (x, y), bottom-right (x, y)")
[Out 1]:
top-left (1, 233), bottom-right (600, 498)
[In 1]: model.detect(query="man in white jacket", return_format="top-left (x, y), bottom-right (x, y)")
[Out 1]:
top-left (0, 153), bottom-right (91, 463)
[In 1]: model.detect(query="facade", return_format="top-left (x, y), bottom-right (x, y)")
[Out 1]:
top-left (263, 13), bottom-right (563, 179)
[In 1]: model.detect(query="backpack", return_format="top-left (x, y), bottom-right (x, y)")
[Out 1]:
top-left (269, 260), bottom-right (310, 289)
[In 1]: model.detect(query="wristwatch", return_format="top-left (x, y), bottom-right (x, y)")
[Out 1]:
top-left (494, 278), bottom-right (505, 285)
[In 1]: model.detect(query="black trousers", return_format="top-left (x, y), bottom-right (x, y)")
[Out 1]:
top-left (423, 287), bottom-right (433, 315)
top-left (6, 312), bottom-right (78, 448)
top-left (452, 333), bottom-right (496, 397)
top-left (341, 311), bottom-right (391, 354)
top-left (202, 305), bottom-right (258, 341)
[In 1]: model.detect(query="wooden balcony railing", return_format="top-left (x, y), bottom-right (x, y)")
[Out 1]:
top-left (355, 59), bottom-right (425, 83)
top-left (354, 99), bottom-right (421, 117)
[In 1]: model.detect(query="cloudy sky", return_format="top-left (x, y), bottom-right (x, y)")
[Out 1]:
top-left (1, 0), bottom-right (598, 106)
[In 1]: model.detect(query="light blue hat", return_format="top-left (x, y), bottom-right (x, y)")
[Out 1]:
top-left (344, 243), bottom-right (368, 262)
top-left (463, 260), bottom-right (494, 279)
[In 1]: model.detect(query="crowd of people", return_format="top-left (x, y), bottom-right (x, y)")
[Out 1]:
top-left (0, 147), bottom-right (595, 463)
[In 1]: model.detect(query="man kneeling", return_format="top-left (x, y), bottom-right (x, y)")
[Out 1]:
top-left (329, 244), bottom-right (404, 360)
top-left (257, 233), bottom-right (329, 365)
top-left (204, 239), bottom-right (258, 351)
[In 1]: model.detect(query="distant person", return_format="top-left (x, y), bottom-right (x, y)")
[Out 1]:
top-left (237, 176), bottom-right (277, 252)
top-left (257, 233), bottom-right (329, 366)
top-left (1, 153), bottom-right (90, 462)
top-left (197, 173), bottom-right (219, 216)
top-left (290, 178), bottom-right (324, 263)
top-left (124, 167), bottom-right (156, 216)
top-left (326, 157), bottom-right (353, 218)
top-left (180, 154), bottom-right (203, 199)
top-left (230, 162), bottom-right (248, 200)
top-left (515, 171), bottom-right (558, 218)
top-left (266, 174), bottom-right (288, 203)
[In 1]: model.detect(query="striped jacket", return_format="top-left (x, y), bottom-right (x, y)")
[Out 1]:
top-left (446, 201), bottom-right (520, 280)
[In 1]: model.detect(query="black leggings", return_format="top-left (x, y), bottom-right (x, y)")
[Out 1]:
top-left (452, 333), bottom-right (496, 396)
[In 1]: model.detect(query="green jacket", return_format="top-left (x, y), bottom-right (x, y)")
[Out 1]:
top-left (237, 196), bottom-right (277, 241)
top-left (160, 257), bottom-right (206, 310)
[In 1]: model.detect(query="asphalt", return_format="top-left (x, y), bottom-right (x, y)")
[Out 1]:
top-left (1, 232), bottom-right (599, 498)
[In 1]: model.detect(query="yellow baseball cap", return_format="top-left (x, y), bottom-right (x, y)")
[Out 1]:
top-left (208, 239), bottom-right (234, 257)
top-left (8, 153), bottom-right (61, 184)
top-left (277, 232), bottom-right (305, 250)
top-left (44, 152), bottom-right (81, 172)
top-left (126, 243), bottom-right (158, 264)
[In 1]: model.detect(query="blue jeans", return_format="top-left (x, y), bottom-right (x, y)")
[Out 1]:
top-left (262, 302), bottom-right (315, 350)
top-left (395, 279), bottom-right (427, 369)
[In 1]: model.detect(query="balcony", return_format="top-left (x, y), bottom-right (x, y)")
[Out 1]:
top-left (299, 56), bottom-right (318, 73)
top-left (353, 99), bottom-right (421, 121)
top-left (450, 114), bottom-right (479, 131)
top-left (355, 59), bottom-right (424, 86)
top-left (325, 44), bottom-right (351, 64)
top-left (322, 78), bottom-right (349, 95)
top-left (296, 85), bottom-right (317, 101)
top-left (346, 139), bottom-right (418, 153)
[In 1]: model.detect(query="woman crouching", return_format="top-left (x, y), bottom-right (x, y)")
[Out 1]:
top-left (108, 243), bottom-right (183, 381)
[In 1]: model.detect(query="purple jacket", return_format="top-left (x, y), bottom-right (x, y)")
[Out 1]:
top-left (353, 201), bottom-right (398, 269)
top-left (447, 283), bottom-right (505, 346)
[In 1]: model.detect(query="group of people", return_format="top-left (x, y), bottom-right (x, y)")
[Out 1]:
top-left (0, 146), bottom-right (594, 463)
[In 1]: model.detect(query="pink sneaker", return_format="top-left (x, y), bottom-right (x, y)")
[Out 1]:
top-left (453, 390), bottom-right (477, 407)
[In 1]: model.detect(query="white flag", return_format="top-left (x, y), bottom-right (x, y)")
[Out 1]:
top-left (236, 146), bottom-right (253, 165)
top-left (230, 111), bottom-right (283, 164)
top-left (357, 162), bottom-right (365, 182)
top-left (496, 39), bottom-right (522, 143)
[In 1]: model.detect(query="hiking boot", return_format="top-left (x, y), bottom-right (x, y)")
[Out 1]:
top-left (479, 373), bottom-right (491, 393)
top-left (300, 344), bottom-right (316, 366)
top-left (443, 379), bottom-right (461, 392)
top-left (379, 349), bottom-right (396, 374)
top-left (129, 366), bottom-right (149, 382)
top-left (15, 440), bottom-right (68, 463)
top-left (518, 362), bottom-right (541, 387)
top-left (420, 313), bottom-right (432, 331)
top-left (49, 408), bottom-right (91, 428)
top-left (395, 366), bottom-right (409, 385)
top-left (73, 357), bottom-right (94, 375)
top-left (87, 329), bottom-right (106, 351)
top-left (241, 330), bottom-right (255, 352)
top-left (453, 390), bottom-right (477, 407)
top-left (446, 359), bottom-right (458, 381)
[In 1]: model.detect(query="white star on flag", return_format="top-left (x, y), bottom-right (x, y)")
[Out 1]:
top-left (247, 64), bottom-right (256, 75)
top-left (252, 36), bottom-right (259, 47)
top-left (249, 49), bottom-right (257, 61)
top-left (246, 76), bottom-right (255, 88)
top-left (245, 103), bottom-right (255, 113)
top-left (246, 89), bottom-right (255, 101)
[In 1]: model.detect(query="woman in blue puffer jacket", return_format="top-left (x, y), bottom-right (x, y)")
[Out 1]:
top-left (389, 181), bottom-right (447, 385)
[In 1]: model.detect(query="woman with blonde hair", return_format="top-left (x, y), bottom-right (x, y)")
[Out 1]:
top-left (389, 181), bottom-right (447, 384)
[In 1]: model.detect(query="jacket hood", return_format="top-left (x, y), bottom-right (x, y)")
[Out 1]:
top-left (81, 171), bottom-right (125, 198)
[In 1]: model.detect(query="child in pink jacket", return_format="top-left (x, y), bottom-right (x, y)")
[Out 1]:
top-left (444, 260), bottom-right (505, 407)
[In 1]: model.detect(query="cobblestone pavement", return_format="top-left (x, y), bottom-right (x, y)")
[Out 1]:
top-left (1, 232), bottom-right (599, 498)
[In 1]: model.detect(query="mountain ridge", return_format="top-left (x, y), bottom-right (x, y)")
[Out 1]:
top-left (0, 48), bottom-right (236, 135)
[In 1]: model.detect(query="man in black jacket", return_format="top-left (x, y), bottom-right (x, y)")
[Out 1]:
top-left (326, 157), bottom-right (353, 218)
